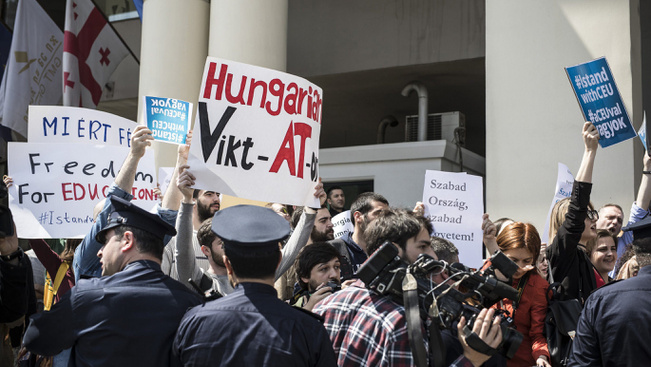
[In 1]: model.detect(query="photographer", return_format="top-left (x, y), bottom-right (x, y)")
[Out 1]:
top-left (314, 209), bottom-right (503, 367)
top-left (291, 242), bottom-right (342, 311)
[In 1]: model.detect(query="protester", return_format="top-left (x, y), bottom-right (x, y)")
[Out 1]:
top-left (547, 122), bottom-right (599, 304)
top-left (266, 202), bottom-right (291, 222)
top-left (314, 209), bottom-right (503, 366)
top-left (326, 192), bottom-right (389, 274)
top-left (585, 229), bottom-right (617, 285)
top-left (431, 236), bottom-right (460, 264)
top-left (173, 205), bottom-right (336, 366)
top-left (172, 166), bottom-right (323, 299)
top-left (326, 186), bottom-right (345, 217)
top-left (536, 243), bottom-right (549, 279)
top-left (483, 218), bottom-right (551, 367)
top-left (23, 196), bottom-right (201, 367)
top-left (291, 242), bottom-right (341, 311)
top-left (569, 216), bottom-right (651, 365)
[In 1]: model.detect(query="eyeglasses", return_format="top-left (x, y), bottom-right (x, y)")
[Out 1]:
top-left (587, 210), bottom-right (599, 221)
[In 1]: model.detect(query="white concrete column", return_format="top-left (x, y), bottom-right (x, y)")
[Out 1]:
top-left (137, 0), bottom-right (210, 168)
top-left (209, 0), bottom-right (288, 71)
top-left (486, 0), bottom-right (638, 230)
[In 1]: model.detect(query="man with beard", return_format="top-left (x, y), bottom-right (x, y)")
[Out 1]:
top-left (327, 192), bottom-right (389, 275)
top-left (291, 242), bottom-right (341, 311)
top-left (291, 207), bottom-right (334, 244)
top-left (174, 167), bottom-right (325, 297)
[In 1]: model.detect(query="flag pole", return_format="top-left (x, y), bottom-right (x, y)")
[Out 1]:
top-left (88, 0), bottom-right (140, 64)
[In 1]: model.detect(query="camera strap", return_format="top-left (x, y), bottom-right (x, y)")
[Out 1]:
top-left (402, 272), bottom-right (428, 367)
top-left (462, 325), bottom-right (498, 356)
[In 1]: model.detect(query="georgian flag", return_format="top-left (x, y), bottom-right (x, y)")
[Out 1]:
top-left (63, 0), bottom-right (130, 108)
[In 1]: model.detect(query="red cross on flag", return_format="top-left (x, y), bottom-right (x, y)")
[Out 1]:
top-left (63, 0), bottom-right (130, 108)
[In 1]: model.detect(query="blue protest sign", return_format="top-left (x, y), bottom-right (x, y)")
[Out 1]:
top-left (565, 57), bottom-right (636, 148)
top-left (144, 96), bottom-right (191, 145)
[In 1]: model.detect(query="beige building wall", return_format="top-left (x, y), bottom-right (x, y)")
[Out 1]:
top-left (486, 1), bottom-right (641, 231)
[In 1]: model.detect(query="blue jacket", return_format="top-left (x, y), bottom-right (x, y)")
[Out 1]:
top-left (24, 260), bottom-right (200, 367)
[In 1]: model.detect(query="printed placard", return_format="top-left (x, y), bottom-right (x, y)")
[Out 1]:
top-left (158, 167), bottom-right (174, 197)
top-left (422, 170), bottom-right (484, 267)
top-left (8, 142), bottom-right (157, 238)
top-left (187, 57), bottom-right (322, 207)
top-left (541, 163), bottom-right (575, 243)
top-left (28, 105), bottom-right (137, 147)
top-left (565, 57), bottom-right (636, 148)
top-left (143, 96), bottom-right (192, 145)
top-left (332, 210), bottom-right (354, 239)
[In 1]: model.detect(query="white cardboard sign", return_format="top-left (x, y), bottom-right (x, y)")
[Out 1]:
top-left (332, 210), bottom-right (354, 239)
top-left (8, 142), bottom-right (157, 238)
top-left (422, 170), bottom-right (484, 267)
top-left (187, 57), bottom-right (322, 207)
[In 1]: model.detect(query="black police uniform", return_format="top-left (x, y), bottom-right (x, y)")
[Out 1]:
top-left (569, 216), bottom-right (651, 366)
top-left (172, 205), bottom-right (336, 367)
top-left (23, 197), bottom-right (201, 367)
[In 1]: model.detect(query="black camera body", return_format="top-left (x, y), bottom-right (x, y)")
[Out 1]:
top-left (356, 241), bottom-right (523, 359)
top-left (324, 281), bottom-right (341, 293)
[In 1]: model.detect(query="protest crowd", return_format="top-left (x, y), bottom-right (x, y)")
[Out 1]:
top-left (0, 116), bottom-right (648, 367)
top-left (0, 1), bottom-right (648, 366)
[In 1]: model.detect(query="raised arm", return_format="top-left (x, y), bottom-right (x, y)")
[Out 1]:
top-left (575, 122), bottom-right (599, 183)
top-left (73, 126), bottom-right (153, 280)
top-left (482, 213), bottom-right (499, 255)
top-left (162, 130), bottom-right (192, 212)
top-left (173, 166), bottom-right (205, 288)
top-left (115, 125), bottom-right (153, 192)
top-left (636, 154), bottom-right (651, 210)
top-left (275, 179), bottom-right (325, 279)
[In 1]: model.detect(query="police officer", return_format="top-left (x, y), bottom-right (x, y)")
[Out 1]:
top-left (23, 196), bottom-right (201, 367)
top-left (569, 215), bottom-right (651, 366)
top-left (173, 205), bottom-right (336, 366)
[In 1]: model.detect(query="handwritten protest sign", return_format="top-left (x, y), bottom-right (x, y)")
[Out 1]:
top-left (565, 57), bottom-right (636, 148)
top-left (143, 96), bottom-right (191, 145)
top-left (541, 163), bottom-right (575, 243)
top-left (422, 170), bottom-right (483, 267)
top-left (186, 57), bottom-right (322, 207)
top-left (332, 210), bottom-right (354, 239)
top-left (7, 142), bottom-right (157, 238)
top-left (28, 105), bottom-right (137, 147)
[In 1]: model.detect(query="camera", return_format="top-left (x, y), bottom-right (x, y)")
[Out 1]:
top-left (356, 241), bottom-right (523, 359)
top-left (324, 281), bottom-right (341, 293)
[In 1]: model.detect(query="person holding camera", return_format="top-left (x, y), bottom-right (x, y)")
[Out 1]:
top-left (291, 241), bottom-right (342, 311)
top-left (314, 209), bottom-right (504, 367)
top-left (483, 217), bottom-right (551, 367)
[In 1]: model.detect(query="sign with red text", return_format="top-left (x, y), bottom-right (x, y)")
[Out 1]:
top-left (28, 105), bottom-right (137, 147)
top-left (7, 142), bottom-right (157, 238)
top-left (422, 170), bottom-right (484, 267)
top-left (187, 57), bottom-right (322, 207)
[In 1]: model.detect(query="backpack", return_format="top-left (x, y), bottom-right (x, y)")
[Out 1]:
top-left (544, 281), bottom-right (582, 367)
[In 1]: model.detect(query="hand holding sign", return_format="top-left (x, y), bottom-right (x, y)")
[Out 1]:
top-left (130, 125), bottom-right (154, 159)
top-left (583, 121), bottom-right (599, 152)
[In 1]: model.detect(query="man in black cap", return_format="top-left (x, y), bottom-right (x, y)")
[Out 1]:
top-left (23, 196), bottom-right (201, 367)
top-left (173, 205), bottom-right (336, 366)
top-left (569, 215), bottom-right (651, 366)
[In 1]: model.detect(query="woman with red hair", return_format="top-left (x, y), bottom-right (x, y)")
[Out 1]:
top-left (483, 217), bottom-right (551, 367)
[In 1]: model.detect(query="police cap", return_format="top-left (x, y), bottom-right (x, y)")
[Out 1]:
top-left (96, 196), bottom-right (176, 244)
top-left (623, 216), bottom-right (651, 253)
top-left (211, 204), bottom-right (290, 249)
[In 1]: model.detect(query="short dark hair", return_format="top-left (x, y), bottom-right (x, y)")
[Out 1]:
top-left (113, 226), bottom-right (164, 259)
top-left (197, 218), bottom-right (217, 248)
top-left (431, 237), bottom-right (459, 263)
top-left (326, 186), bottom-right (344, 198)
top-left (295, 242), bottom-right (341, 290)
top-left (223, 244), bottom-right (280, 279)
top-left (364, 209), bottom-right (421, 256)
top-left (349, 192), bottom-right (389, 222)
